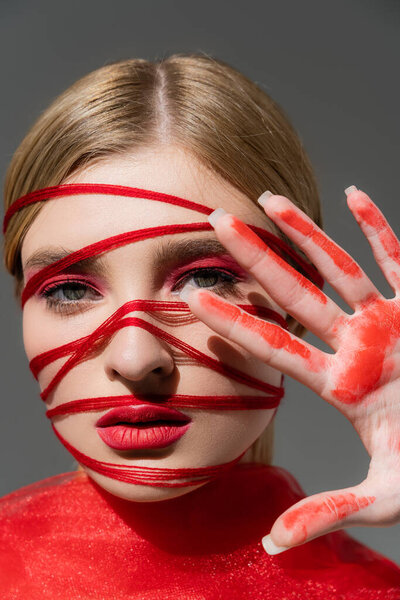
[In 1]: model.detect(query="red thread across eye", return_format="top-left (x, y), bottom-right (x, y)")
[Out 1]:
top-left (5, 184), bottom-right (324, 487)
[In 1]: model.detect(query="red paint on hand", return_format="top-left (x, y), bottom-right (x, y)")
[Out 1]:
top-left (390, 271), bottom-right (400, 289)
top-left (277, 209), bottom-right (362, 278)
top-left (282, 493), bottom-right (376, 545)
top-left (198, 291), bottom-right (312, 361)
top-left (331, 298), bottom-right (400, 404)
top-left (228, 216), bottom-right (327, 304)
top-left (229, 216), bottom-right (270, 252)
top-left (354, 195), bottom-right (400, 265)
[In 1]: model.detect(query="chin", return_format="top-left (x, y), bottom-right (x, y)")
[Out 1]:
top-left (83, 467), bottom-right (207, 503)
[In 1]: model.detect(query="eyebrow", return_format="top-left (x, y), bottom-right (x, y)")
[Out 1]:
top-left (24, 249), bottom-right (108, 277)
top-left (153, 238), bottom-right (230, 267)
top-left (23, 237), bottom-right (230, 276)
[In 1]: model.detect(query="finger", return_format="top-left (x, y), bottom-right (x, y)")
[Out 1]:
top-left (208, 209), bottom-right (345, 349)
top-left (346, 187), bottom-right (400, 293)
top-left (180, 286), bottom-right (328, 395)
top-left (259, 192), bottom-right (382, 309)
top-left (262, 484), bottom-right (376, 554)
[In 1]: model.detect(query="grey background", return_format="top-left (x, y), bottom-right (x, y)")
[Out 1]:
top-left (1, 0), bottom-right (399, 562)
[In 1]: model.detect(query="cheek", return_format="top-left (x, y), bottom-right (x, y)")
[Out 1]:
top-left (203, 325), bottom-right (283, 385)
top-left (22, 302), bottom-right (103, 362)
top-left (227, 409), bottom-right (275, 440)
top-left (244, 355), bottom-right (282, 387)
top-left (22, 308), bottom-right (62, 398)
top-left (22, 307), bottom-right (49, 360)
top-left (22, 306), bottom-right (97, 397)
top-left (174, 408), bottom-right (275, 474)
top-left (22, 304), bottom-right (75, 365)
top-left (196, 409), bottom-right (275, 447)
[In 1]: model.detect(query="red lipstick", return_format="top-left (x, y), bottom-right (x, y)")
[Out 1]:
top-left (96, 405), bottom-right (192, 450)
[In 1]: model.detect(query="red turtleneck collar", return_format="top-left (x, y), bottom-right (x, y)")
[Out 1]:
top-left (0, 463), bottom-right (399, 598)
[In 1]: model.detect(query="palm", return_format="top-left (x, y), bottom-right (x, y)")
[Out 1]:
top-left (325, 294), bottom-right (399, 407)
top-left (182, 187), bottom-right (400, 552)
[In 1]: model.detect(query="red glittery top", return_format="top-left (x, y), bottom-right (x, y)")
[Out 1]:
top-left (0, 463), bottom-right (399, 599)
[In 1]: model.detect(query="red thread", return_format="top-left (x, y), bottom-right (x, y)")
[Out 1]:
top-left (7, 183), bottom-right (325, 487)
top-left (52, 425), bottom-right (247, 487)
top-left (40, 312), bottom-right (284, 401)
top-left (3, 184), bottom-right (212, 234)
top-left (22, 223), bottom-right (210, 307)
top-left (5, 184), bottom-right (323, 293)
top-left (30, 300), bottom-right (286, 377)
top-left (46, 394), bottom-right (281, 418)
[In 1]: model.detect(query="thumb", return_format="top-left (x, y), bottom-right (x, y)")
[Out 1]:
top-left (261, 483), bottom-right (376, 555)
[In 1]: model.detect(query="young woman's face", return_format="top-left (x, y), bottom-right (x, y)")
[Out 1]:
top-left (21, 145), bottom-right (284, 502)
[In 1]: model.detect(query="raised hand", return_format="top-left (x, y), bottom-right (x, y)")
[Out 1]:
top-left (180, 186), bottom-right (400, 554)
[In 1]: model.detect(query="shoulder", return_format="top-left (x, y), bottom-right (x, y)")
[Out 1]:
top-left (0, 471), bottom-right (85, 504)
top-left (0, 472), bottom-right (81, 501)
top-left (0, 472), bottom-right (90, 590)
top-left (0, 471), bottom-right (88, 528)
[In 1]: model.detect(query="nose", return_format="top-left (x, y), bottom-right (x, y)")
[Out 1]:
top-left (104, 322), bottom-right (175, 384)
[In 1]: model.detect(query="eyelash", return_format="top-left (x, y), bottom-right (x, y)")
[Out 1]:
top-left (38, 268), bottom-right (244, 316)
top-left (39, 277), bottom-right (102, 316)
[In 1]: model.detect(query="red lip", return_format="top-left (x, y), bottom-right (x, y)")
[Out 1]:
top-left (96, 405), bottom-right (192, 450)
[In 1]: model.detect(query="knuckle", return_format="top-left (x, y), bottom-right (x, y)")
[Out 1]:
top-left (323, 496), bottom-right (341, 521)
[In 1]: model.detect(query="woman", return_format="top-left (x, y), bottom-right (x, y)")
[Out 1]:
top-left (2, 54), bottom-right (400, 598)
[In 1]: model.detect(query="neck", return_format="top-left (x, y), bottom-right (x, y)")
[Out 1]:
top-left (83, 462), bottom-right (288, 554)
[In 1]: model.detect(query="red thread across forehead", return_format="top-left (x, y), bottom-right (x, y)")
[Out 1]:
top-left (5, 184), bottom-right (323, 488)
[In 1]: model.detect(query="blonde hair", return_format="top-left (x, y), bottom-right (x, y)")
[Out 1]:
top-left (3, 53), bottom-right (322, 466)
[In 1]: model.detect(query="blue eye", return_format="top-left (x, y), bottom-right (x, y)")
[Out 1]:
top-left (46, 282), bottom-right (88, 301)
top-left (39, 267), bottom-right (245, 317)
top-left (173, 268), bottom-right (244, 298)
top-left (41, 281), bottom-right (102, 314)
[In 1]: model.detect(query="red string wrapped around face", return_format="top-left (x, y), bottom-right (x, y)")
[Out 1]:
top-left (4, 184), bottom-right (323, 488)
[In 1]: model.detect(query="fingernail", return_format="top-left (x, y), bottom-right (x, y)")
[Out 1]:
top-left (344, 185), bottom-right (358, 196)
top-left (257, 190), bottom-right (273, 208)
top-left (179, 285), bottom-right (196, 303)
top-left (261, 534), bottom-right (288, 555)
top-left (207, 207), bottom-right (227, 228)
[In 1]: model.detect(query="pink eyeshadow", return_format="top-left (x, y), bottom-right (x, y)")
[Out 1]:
top-left (34, 273), bottom-right (106, 296)
top-left (164, 254), bottom-right (249, 288)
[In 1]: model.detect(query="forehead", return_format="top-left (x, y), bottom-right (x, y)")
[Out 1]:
top-left (21, 146), bottom-right (266, 263)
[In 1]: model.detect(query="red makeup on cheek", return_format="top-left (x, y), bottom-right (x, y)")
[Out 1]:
top-left (228, 215), bottom-right (327, 304)
top-left (197, 291), bottom-right (311, 360)
top-left (282, 493), bottom-right (376, 545)
top-left (276, 209), bottom-right (363, 278)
